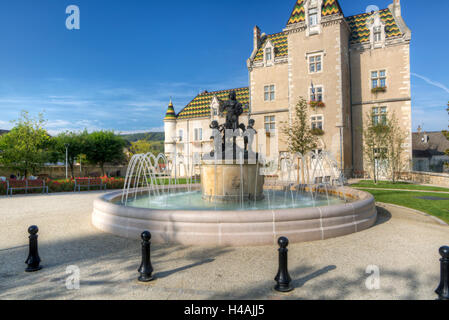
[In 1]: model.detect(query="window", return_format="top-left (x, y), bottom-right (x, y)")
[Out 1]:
top-left (311, 115), bottom-right (323, 130)
top-left (264, 116), bottom-right (276, 132)
top-left (265, 47), bottom-right (272, 61)
top-left (373, 26), bottom-right (382, 42)
top-left (309, 55), bottom-right (322, 73)
top-left (310, 86), bottom-right (323, 102)
top-left (194, 128), bottom-right (202, 141)
top-left (264, 85), bottom-right (275, 101)
top-left (372, 107), bottom-right (387, 125)
top-left (178, 130), bottom-right (183, 142)
top-left (371, 70), bottom-right (386, 88)
top-left (212, 108), bottom-right (217, 116)
top-left (309, 8), bottom-right (318, 26)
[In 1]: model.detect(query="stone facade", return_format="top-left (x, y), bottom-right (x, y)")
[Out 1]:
top-left (164, 0), bottom-right (412, 178)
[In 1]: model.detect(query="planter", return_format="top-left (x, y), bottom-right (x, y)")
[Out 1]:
top-left (371, 87), bottom-right (387, 94)
top-left (311, 128), bottom-right (325, 136)
top-left (309, 101), bottom-right (326, 108)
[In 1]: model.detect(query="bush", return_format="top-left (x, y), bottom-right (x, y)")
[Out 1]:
top-left (0, 182), bottom-right (7, 195)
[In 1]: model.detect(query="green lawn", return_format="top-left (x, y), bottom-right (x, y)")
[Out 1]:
top-left (351, 180), bottom-right (449, 192)
top-left (358, 188), bottom-right (449, 224)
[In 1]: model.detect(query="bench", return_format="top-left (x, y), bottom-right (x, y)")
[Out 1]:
top-left (7, 179), bottom-right (49, 196)
top-left (74, 178), bottom-right (107, 192)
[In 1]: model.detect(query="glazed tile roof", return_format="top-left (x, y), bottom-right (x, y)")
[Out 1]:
top-left (287, 0), bottom-right (343, 25)
top-left (322, 0), bottom-right (343, 17)
top-left (177, 87), bottom-right (249, 120)
top-left (254, 32), bottom-right (288, 62)
top-left (164, 100), bottom-right (176, 121)
top-left (287, 0), bottom-right (305, 25)
top-left (346, 9), bottom-right (403, 44)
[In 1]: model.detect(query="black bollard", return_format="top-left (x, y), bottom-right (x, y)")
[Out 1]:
top-left (436, 246), bottom-right (449, 300)
top-left (138, 231), bottom-right (154, 282)
top-left (25, 226), bottom-right (42, 272)
top-left (274, 236), bottom-right (293, 292)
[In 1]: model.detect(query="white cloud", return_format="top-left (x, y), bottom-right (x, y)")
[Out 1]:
top-left (411, 73), bottom-right (449, 95)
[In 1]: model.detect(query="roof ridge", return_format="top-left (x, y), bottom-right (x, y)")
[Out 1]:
top-left (346, 8), bottom-right (389, 20)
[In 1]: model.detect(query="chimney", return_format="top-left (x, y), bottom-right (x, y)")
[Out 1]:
top-left (253, 26), bottom-right (261, 51)
top-left (393, 0), bottom-right (401, 17)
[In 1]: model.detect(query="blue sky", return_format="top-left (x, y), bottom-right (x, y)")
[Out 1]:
top-left (0, 0), bottom-right (448, 135)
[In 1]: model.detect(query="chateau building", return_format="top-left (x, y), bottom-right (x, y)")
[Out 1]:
top-left (164, 0), bottom-right (412, 177)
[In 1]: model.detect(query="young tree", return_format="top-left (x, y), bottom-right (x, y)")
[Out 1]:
top-left (0, 111), bottom-right (51, 177)
top-left (53, 130), bottom-right (89, 178)
top-left (386, 113), bottom-right (408, 182)
top-left (363, 112), bottom-right (390, 184)
top-left (281, 97), bottom-right (317, 155)
top-left (84, 131), bottom-right (126, 176)
top-left (282, 97), bottom-right (318, 184)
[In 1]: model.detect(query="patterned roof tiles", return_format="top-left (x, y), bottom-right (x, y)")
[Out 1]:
top-left (346, 9), bottom-right (403, 44)
top-left (254, 32), bottom-right (288, 62)
top-left (287, 0), bottom-right (305, 25)
top-left (287, 0), bottom-right (343, 25)
top-left (164, 100), bottom-right (177, 121)
top-left (177, 87), bottom-right (249, 120)
top-left (322, 0), bottom-right (343, 17)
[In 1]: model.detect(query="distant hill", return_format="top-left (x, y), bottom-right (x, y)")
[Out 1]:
top-left (120, 132), bottom-right (164, 143)
top-left (0, 130), bottom-right (9, 136)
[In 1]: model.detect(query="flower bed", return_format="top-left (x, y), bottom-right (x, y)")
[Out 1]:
top-left (0, 176), bottom-right (126, 195)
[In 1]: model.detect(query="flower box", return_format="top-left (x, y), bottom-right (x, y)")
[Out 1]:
top-left (311, 128), bottom-right (325, 136)
top-left (309, 101), bottom-right (326, 108)
top-left (371, 87), bottom-right (387, 94)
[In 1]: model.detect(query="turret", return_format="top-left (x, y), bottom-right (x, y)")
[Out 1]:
top-left (163, 99), bottom-right (177, 155)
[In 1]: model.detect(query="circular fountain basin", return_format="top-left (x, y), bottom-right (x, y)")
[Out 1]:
top-left (92, 185), bottom-right (377, 246)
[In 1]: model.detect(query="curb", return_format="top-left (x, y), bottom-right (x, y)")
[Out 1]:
top-left (376, 202), bottom-right (449, 226)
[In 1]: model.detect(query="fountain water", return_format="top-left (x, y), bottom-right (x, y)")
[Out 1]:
top-left (92, 91), bottom-right (377, 246)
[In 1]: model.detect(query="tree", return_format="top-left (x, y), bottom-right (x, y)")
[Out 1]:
top-left (128, 139), bottom-right (164, 157)
top-left (282, 97), bottom-right (318, 184)
top-left (281, 97), bottom-right (317, 155)
top-left (363, 112), bottom-right (390, 184)
top-left (53, 130), bottom-right (88, 178)
top-left (385, 113), bottom-right (408, 182)
top-left (0, 111), bottom-right (51, 177)
top-left (84, 131), bottom-right (126, 176)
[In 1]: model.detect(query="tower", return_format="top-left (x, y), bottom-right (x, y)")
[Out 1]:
top-left (163, 99), bottom-right (177, 159)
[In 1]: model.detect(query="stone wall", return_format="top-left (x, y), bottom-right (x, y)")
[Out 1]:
top-left (408, 171), bottom-right (449, 188)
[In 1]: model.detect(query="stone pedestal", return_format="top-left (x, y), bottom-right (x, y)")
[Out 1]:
top-left (201, 160), bottom-right (264, 202)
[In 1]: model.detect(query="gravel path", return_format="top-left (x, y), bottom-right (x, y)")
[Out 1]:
top-left (0, 192), bottom-right (448, 300)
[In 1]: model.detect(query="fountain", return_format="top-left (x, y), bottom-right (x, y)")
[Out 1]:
top-left (92, 91), bottom-right (377, 246)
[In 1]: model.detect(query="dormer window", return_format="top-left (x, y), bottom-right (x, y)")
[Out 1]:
top-left (265, 47), bottom-right (272, 61)
top-left (374, 26), bottom-right (382, 42)
top-left (309, 8), bottom-right (318, 26)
